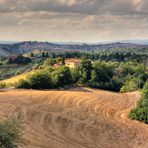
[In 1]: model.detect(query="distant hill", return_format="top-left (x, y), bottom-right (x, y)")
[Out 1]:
top-left (0, 41), bottom-right (19, 44)
top-left (0, 41), bottom-right (148, 56)
top-left (0, 48), bottom-right (10, 56)
top-left (119, 40), bottom-right (148, 45)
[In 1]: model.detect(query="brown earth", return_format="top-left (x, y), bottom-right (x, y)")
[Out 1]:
top-left (0, 88), bottom-right (148, 148)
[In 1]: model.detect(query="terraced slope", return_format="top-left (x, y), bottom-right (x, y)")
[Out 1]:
top-left (0, 88), bottom-right (147, 148)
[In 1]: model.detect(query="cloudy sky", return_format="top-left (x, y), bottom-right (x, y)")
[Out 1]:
top-left (0, 0), bottom-right (148, 42)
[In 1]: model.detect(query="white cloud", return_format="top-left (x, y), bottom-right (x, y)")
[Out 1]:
top-left (59, 0), bottom-right (77, 6)
top-left (0, 0), bottom-right (148, 42)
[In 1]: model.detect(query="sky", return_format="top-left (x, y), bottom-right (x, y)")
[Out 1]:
top-left (0, 0), bottom-right (148, 42)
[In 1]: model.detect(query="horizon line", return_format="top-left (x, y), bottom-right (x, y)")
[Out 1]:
top-left (0, 39), bottom-right (148, 45)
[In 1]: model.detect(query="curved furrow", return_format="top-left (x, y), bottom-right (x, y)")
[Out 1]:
top-left (0, 89), bottom-right (147, 148)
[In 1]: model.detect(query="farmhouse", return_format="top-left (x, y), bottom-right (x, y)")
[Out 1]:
top-left (65, 59), bottom-right (81, 68)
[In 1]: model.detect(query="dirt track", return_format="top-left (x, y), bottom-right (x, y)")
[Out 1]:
top-left (0, 88), bottom-right (148, 148)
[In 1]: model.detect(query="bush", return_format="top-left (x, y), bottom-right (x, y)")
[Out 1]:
top-left (43, 58), bottom-right (56, 67)
top-left (0, 82), bottom-right (6, 89)
top-left (70, 68), bottom-right (80, 83)
top-left (16, 66), bottom-right (72, 89)
top-left (16, 79), bottom-right (31, 89)
top-left (89, 62), bottom-right (116, 90)
top-left (8, 54), bottom-right (31, 65)
top-left (32, 63), bottom-right (41, 70)
top-left (0, 115), bottom-right (23, 148)
top-left (28, 71), bottom-right (52, 89)
top-left (0, 62), bottom-right (3, 66)
top-left (14, 60), bottom-right (148, 92)
top-left (79, 59), bottom-right (92, 84)
top-left (129, 82), bottom-right (148, 124)
top-left (51, 66), bottom-right (72, 88)
top-left (15, 71), bottom-right (21, 76)
top-left (91, 62), bottom-right (114, 83)
top-left (120, 77), bottom-right (139, 93)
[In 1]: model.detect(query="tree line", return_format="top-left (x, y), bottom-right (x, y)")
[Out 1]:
top-left (16, 59), bottom-right (148, 92)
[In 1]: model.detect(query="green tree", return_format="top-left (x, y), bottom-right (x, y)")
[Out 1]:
top-left (15, 71), bottom-right (21, 76)
top-left (42, 52), bottom-right (45, 58)
top-left (71, 68), bottom-right (80, 83)
top-left (45, 52), bottom-right (49, 57)
top-left (89, 62), bottom-right (115, 90)
top-left (30, 52), bottom-right (34, 57)
top-left (91, 62), bottom-right (114, 83)
top-left (61, 57), bottom-right (65, 65)
top-left (79, 59), bottom-right (92, 84)
top-left (16, 79), bottom-right (31, 89)
top-left (51, 66), bottom-right (72, 88)
top-left (28, 71), bottom-right (52, 89)
top-left (120, 77), bottom-right (139, 93)
top-left (44, 58), bottom-right (55, 67)
top-left (129, 81), bottom-right (148, 124)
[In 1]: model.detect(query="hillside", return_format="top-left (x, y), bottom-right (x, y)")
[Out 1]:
top-left (0, 48), bottom-right (9, 56)
top-left (0, 88), bottom-right (147, 148)
top-left (0, 70), bottom-right (34, 84)
top-left (0, 41), bottom-right (148, 56)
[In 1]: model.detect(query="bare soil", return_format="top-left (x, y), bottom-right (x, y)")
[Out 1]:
top-left (0, 88), bottom-right (147, 148)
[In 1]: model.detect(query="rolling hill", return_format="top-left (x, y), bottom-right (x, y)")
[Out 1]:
top-left (0, 41), bottom-right (148, 56)
top-left (0, 48), bottom-right (10, 56)
top-left (0, 88), bottom-right (147, 148)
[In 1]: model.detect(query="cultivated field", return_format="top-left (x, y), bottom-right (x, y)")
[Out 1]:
top-left (0, 71), bottom-right (34, 84)
top-left (0, 88), bottom-right (147, 148)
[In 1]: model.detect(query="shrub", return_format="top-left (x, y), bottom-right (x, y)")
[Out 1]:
top-left (120, 77), bottom-right (139, 93)
top-left (15, 71), bottom-right (21, 76)
top-left (0, 115), bottom-right (23, 148)
top-left (32, 64), bottom-right (40, 70)
top-left (43, 58), bottom-right (56, 67)
top-left (13, 60), bottom-right (148, 92)
top-left (79, 59), bottom-right (92, 84)
top-left (129, 81), bottom-right (148, 124)
top-left (0, 82), bottom-right (6, 88)
top-left (16, 79), bottom-right (31, 89)
top-left (89, 62), bottom-right (116, 90)
top-left (0, 62), bottom-right (3, 66)
top-left (91, 62), bottom-right (114, 83)
top-left (8, 54), bottom-right (31, 65)
top-left (71, 68), bottom-right (80, 84)
top-left (28, 71), bottom-right (52, 89)
top-left (51, 66), bottom-right (72, 88)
